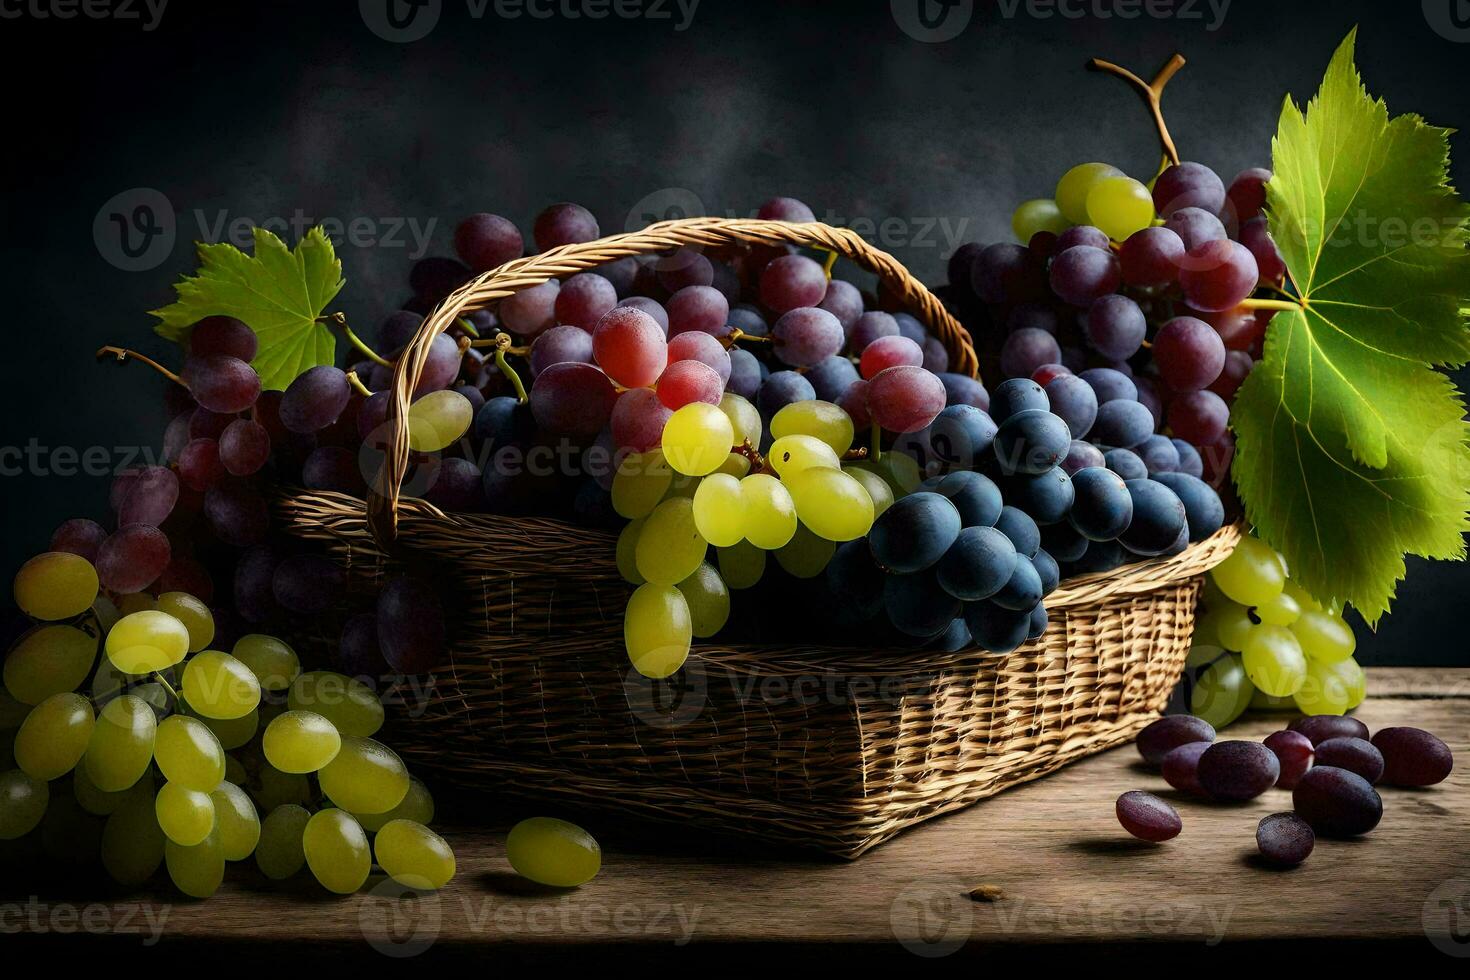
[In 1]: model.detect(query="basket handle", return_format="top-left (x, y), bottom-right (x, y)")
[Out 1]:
top-left (369, 216), bottom-right (978, 547)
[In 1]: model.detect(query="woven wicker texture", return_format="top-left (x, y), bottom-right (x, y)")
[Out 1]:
top-left (277, 217), bottom-right (1242, 857)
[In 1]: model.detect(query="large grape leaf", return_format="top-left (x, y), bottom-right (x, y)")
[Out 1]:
top-left (151, 226), bottom-right (343, 390)
top-left (1232, 30), bottom-right (1470, 625)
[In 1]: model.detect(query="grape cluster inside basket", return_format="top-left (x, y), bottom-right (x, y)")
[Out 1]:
top-left (279, 217), bottom-right (1240, 858)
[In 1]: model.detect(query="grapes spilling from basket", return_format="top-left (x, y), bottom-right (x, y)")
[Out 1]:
top-left (1113, 713), bottom-right (1451, 867)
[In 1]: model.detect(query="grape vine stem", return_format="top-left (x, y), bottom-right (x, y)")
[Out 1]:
top-left (95, 346), bottom-right (184, 386)
top-left (1087, 54), bottom-right (1186, 166)
top-left (724, 327), bottom-right (772, 348)
top-left (1237, 298), bottom-right (1303, 313)
top-left (323, 312), bottom-right (393, 368)
top-left (151, 671), bottom-right (181, 705)
top-left (345, 370), bottom-right (373, 398)
top-left (489, 332), bottom-right (529, 403)
top-left (733, 439), bottom-right (771, 475)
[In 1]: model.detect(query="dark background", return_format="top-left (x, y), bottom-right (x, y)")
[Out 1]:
top-left (0, 0), bottom-right (1464, 663)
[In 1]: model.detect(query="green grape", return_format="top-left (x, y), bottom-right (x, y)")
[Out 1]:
top-left (663, 471), bottom-right (699, 501)
top-left (662, 402), bottom-right (734, 477)
top-left (1291, 609), bottom-right (1356, 663)
top-left (713, 451), bottom-right (751, 478)
top-left (506, 816), bottom-right (601, 887)
top-left (1254, 590), bottom-right (1301, 626)
top-left (155, 715), bottom-right (226, 791)
top-left (375, 818), bottom-right (456, 890)
top-left (739, 474), bottom-right (797, 550)
top-left (231, 634), bottom-right (301, 691)
top-left (83, 694), bottom-right (157, 793)
top-left (775, 523), bottom-right (836, 578)
top-left (105, 610), bottom-right (190, 675)
top-left (1196, 601), bottom-right (1255, 652)
top-left (223, 753), bottom-right (246, 784)
top-left (181, 650), bottom-right (262, 721)
top-left (1189, 652), bottom-right (1253, 729)
top-left (692, 473), bottom-right (746, 547)
top-left (1249, 687), bottom-right (1296, 711)
top-left (319, 735), bottom-right (410, 814)
top-left (767, 434), bottom-right (839, 478)
top-left (1292, 656), bottom-right (1366, 716)
top-left (74, 769), bottom-right (151, 818)
top-left (615, 519), bottom-right (646, 586)
top-left (676, 563), bottom-right (730, 639)
top-left (407, 389), bottom-right (474, 452)
top-left (1281, 579), bottom-right (1322, 613)
top-left (611, 450), bottom-right (674, 519)
top-left (1210, 536), bottom-right (1285, 607)
top-left (785, 466), bottom-right (874, 542)
top-left (155, 781), bottom-right (216, 846)
top-left (845, 466), bottom-right (894, 518)
top-left (0, 769), bottom-right (49, 840)
top-left (718, 392), bottom-right (762, 447)
top-left (1185, 643), bottom-right (1225, 670)
top-left (635, 497), bottom-right (707, 586)
top-left (15, 692), bottom-right (94, 780)
top-left (1241, 624), bottom-right (1308, 698)
top-left (1200, 574), bottom-right (1229, 608)
top-left (1085, 174), bottom-right (1155, 240)
top-left (117, 592), bottom-right (156, 616)
top-left (623, 584), bottom-right (692, 679)
top-left (154, 592), bottom-right (215, 652)
top-left (92, 595), bottom-right (122, 633)
top-left (211, 780), bottom-right (260, 861)
top-left (1055, 162), bottom-right (1123, 224)
top-left (166, 826), bottom-right (225, 898)
top-left (303, 808), bottom-right (371, 894)
top-left (13, 552), bottom-right (99, 622)
top-left (1011, 198), bottom-right (1070, 242)
top-left (204, 710), bottom-right (259, 752)
top-left (357, 776), bottom-right (435, 832)
top-left (4, 623), bottom-right (97, 706)
top-left (255, 761), bottom-right (312, 811)
top-left (770, 400), bottom-right (854, 455)
top-left (101, 791), bottom-right (165, 885)
top-left (262, 710), bottom-right (341, 774)
top-left (717, 541), bottom-right (767, 590)
top-left (855, 451), bottom-right (921, 497)
top-left (256, 803), bottom-right (311, 879)
top-left (288, 671), bottom-right (384, 737)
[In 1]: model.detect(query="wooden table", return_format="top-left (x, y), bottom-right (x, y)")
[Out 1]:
top-left (6, 668), bottom-right (1467, 962)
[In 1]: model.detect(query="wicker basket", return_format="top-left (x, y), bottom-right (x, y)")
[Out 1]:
top-left (278, 217), bottom-right (1241, 858)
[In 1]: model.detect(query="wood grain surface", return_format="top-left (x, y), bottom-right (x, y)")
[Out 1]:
top-left (4, 667), bottom-right (1466, 959)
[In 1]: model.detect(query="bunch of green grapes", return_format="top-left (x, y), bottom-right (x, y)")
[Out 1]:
top-left (1183, 534), bottom-right (1365, 728)
top-left (612, 394), bottom-right (896, 678)
top-left (1, 550), bottom-right (456, 897)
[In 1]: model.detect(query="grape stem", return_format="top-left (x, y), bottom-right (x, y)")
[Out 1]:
top-left (821, 250), bottom-right (838, 279)
top-left (724, 327), bottom-right (773, 349)
top-left (733, 439), bottom-right (772, 475)
top-left (323, 312), bottom-right (393, 368)
top-left (345, 370), bottom-right (373, 398)
top-left (1087, 54), bottom-right (1186, 166)
top-left (841, 446), bottom-right (870, 461)
top-left (95, 346), bottom-right (184, 386)
top-left (151, 671), bottom-right (181, 704)
top-left (1238, 298), bottom-right (1303, 313)
top-left (869, 421), bottom-right (883, 462)
top-left (491, 332), bottom-right (529, 404)
top-left (455, 316), bottom-right (481, 338)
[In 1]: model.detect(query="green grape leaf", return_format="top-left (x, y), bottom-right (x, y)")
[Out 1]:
top-left (151, 226), bottom-right (344, 391)
top-left (1232, 29), bottom-right (1470, 625)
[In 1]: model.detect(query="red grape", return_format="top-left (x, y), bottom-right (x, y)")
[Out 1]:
top-left (656, 359), bottom-right (723, 409)
top-left (867, 365), bottom-right (945, 433)
top-left (454, 212), bottom-right (524, 272)
top-left (759, 254), bottom-right (827, 314)
top-left (592, 307), bottom-right (667, 388)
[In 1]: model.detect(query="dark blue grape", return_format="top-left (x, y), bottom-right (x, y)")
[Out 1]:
top-left (936, 526), bottom-right (1016, 601)
top-left (826, 540), bottom-right (887, 627)
top-left (1137, 434), bottom-right (1181, 475)
top-left (893, 312), bottom-right (928, 345)
top-left (1104, 447), bottom-right (1148, 481)
top-left (474, 395), bottom-right (535, 447)
top-left (937, 372), bottom-right (990, 410)
top-left (1003, 467), bottom-right (1073, 525)
top-left (964, 601), bottom-right (1031, 653)
top-left (1069, 466), bottom-right (1133, 541)
top-left (1062, 439), bottom-right (1106, 475)
top-left (1152, 472), bottom-right (1225, 542)
top-left (930, 618), bottom-right (973, 652)
top-left (1044, 374), bottom-right (1098, 441)
top-left (726, 348), bottom-right (764, 400)
top-left (1071, 539), bottom-right (1125, 574)
top-left (756, 370), bottom-right (816, 417)
top-left (804, 355), bottom-right (859, 402)
top-left (994, 505), bottom-right (1040, 557)
top-left (1089, 400), bottom-right (1154, 449)
top-left (885, 569), bottom-right (962, 638)
top-left (1078, 367), bottom-right (1137, 405)
top-left (1172, 439), bottom-right (1204, 479)
top-left (988, 378), bottom-right (1048, 423)
top-left (992, 553), bottom-right (1043, 611)
top-left (995, 410), bottom-right (1071, 475)
top-left (1032, 549), bottom-right (1059, 595)
top-left (1120, 480), bottom-right (1188, 556)
top-left (869, 492), bottom-right (962, 574)
top-left (935, 470), bottom-right (1003, 528)
top-left (1040, 522), bottom-right (1089, 562)
top-left (925, 405), bottom-right (998, 468)
top-left (1027, 603), bottom-right (1049, 640)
